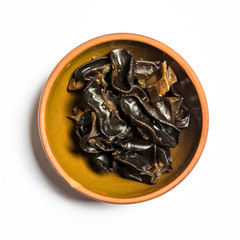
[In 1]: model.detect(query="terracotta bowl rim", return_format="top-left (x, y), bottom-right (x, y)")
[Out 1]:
top-left (38, 33), bottom-right (209, 204)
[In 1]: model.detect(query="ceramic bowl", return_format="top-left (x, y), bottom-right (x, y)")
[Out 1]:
top-left (38, 33), bottom-right (208, 204)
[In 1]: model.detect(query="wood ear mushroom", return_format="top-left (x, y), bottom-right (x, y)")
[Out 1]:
top-left (67, 49), bottom-right (190, 184)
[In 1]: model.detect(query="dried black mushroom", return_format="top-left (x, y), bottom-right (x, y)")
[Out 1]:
top-left (67, 57), bottom-right (110, 91)
top-left (79, 111), bottom-right (101, 153)
top-left (114, 137), bottom-right (154, 152)
top-left (152, 96), bottom-right (190, 129)
top-left (123, 86), bottom-right (180, 130)
top-left (110, 49), bottom-right (135, 93)
top-left (88, 136), bottom-right (114, 152)
top-left (94, 152), bottom-right (115, 172)
top-left (174, 101), bottom-right (190, 129)
top-left (134, 60), bottom-right (161, 88)
top-left (134, 60), bottom-right (161, 79)
top-left (146, 61), bottom-right (177, 102)
top-left (113, 145), bottom-right (156, 172)
top-left (74, 56), bottom-right (109, 81)
top-left (113, 146), bottom-right (172, 184)
top-left (120, 96), bottom-right (179, 148)
top-left (67, 49), bottom-right (190, 184)
top-left (84, 80), bottom-right (127, 138)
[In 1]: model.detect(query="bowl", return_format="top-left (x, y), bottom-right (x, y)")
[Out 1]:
top-left (38, 33), bottom-right (209, 204)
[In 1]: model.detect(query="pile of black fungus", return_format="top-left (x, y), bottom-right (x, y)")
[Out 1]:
top-left (67, 49), bottom-right (190, 184)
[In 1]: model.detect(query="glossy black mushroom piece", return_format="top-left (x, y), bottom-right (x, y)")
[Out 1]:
top-left (123, 86), bottom-right (180, 129)
top-left (152, 96), bottom-right (190, 129)
top-left (94, 152), bottom-right (115, 172)
top-left (134, 60), bottom-right (161, 79)
top-left (146, 61), bottom-right (177, 102)
top-left (79, 112), bottom-right (101, 153)
top-left (120, 96), bottom-right (180, 148)
top-left (113, 145), bottom-right (172, 184)
top-left (110, 49), bottom-right (135, 93)
top-left (74, 56), bottom-right (110, 81)
top-left (67, 57), bottom-right (110, 91)
top-left (84, 80), bottom-right (127, 138)
top-left (134, 60), bottom-right (161, 88)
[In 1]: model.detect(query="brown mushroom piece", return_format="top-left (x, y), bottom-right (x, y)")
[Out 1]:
top-left (114, 137), bottom-right (154, 152)
top-left (94, 152), bottom-right (115, 172)
top-left (79, 112), bottom-right (101, 153)
top-left (83, 64), bottom-right (111, 91)
top-left (113, 146), bottom-right (172, 184)
top-left (174, 102), bottom-right (190, 129)
top-left (88, 136), bottom-right (114, 152)
top-left (134, 60), bottom-right (161, 79)
top-left (84, 80), bottom-right (127, 138)
top-left (67, 105), bottom-right (85, 124)
top-left (134, 60), bottom-right (161, 88)
top-left (150, 98), bottom-right (173, 123)
top-left (68, 107), bottom-right (93, 141)
top-left (123, 85), bottom-right (150, 102)
top-left (121, 96), bottom-right (179, 148)
top-left (147, 146), bottom-right (172, 184)
top-left (67, 78), bottom-right (85, 91)
top-left (152, 96), bottom-right (190, 129)
top-left (113, 145), bottom-right (156, 173)
top-left (74, 56), bottom-right (110, 81)
top-left (68, 57), bottom-right (110, 91)
top-left (105, 90), bottom-right (120, 107)
top-left (124, 86), bottom-right (180, 129)
top-left (168, 86), bottom-right (190, 129)
top-left (110, 49), bottom-right (135, 93)
top-left (69, 110), bottom-right (93, 141)
top-left (146, 61), bottom-right (177, 102)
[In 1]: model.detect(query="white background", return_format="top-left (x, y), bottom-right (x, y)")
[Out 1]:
top-left (1, 0), bottom-right (239, 239)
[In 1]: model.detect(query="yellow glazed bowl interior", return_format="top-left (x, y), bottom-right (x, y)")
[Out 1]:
top-left (39, 34), bottom-right (208, 203)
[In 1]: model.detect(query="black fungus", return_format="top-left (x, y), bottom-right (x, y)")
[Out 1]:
top-left (120, 96), bottom-right (179, 148)
top-left (67, 57), bottom-right (110, 91)
top-left (95, 152), bottom-right (115, 172)
top-left (134, 60), bottom-right (161, 88)
top-left (74, 57), bottom-right (109, 81)
top-left (110, 49), bottom-right (135, 93)
top-left (146, 61), bottom-right (177, 102)
top-left (84, 80), bottom-right (127, 138)
top-left (67, 49), bottom-right (190, 184)
top-left (113, 145), bottom-right (155, 172)
top-left (79, 112), bottom-right (101, 153)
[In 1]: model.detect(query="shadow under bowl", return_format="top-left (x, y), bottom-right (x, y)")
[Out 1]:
top-left (39, 33), bottom-right (208, 204)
